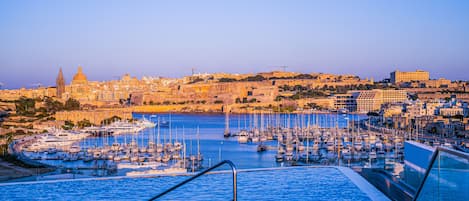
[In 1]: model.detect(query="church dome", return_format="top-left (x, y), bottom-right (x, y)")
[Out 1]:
top-left (72, 66), bottom-right (88, 82)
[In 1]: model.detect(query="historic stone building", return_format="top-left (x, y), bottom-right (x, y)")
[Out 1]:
top-left (56, 68), bottom-right (65, 98)
top-left (390, 70), bottom-right (430, 84)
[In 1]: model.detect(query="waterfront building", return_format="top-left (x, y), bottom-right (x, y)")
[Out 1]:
top-left (356, 89), bottom-right (408, 112)
top-left (390, 70), bottom-right (430, 84)
top-left (333, 92), bottom-right (359, 112)
top-left (333, 89), bottom-right (408, 113)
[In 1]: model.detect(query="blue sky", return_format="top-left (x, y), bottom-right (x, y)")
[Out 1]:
top-left (1, 0), bottom-right (468, 89)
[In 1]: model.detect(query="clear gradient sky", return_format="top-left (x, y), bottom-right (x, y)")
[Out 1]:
top-left (1, 0), bottom-right (468, 89)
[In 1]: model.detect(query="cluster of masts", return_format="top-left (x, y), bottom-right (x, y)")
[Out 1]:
top-left (24, 117), bottom-right (204, 172)
top-left (226, 112), bottom-right (407, 166)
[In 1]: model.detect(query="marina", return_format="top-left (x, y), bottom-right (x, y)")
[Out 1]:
top-left (8, 112), bottom-right (444, 180)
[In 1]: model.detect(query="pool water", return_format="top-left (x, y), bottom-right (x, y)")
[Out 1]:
top-left (1, 167), bottom-right (383, 201)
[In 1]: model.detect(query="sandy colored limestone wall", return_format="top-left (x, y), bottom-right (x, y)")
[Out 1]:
top-left (55, 109), bottom-right (133, 125)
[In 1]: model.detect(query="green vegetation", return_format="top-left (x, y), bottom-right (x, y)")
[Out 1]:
top-left (305, 103), bottom-right (323, 110)
top-left (15, 97), bottom-right (36, 116)
top-left (272, 104), bottom-right (297, 113)
top-left (100, 115), bottom-right (122, 125)
top-left (189, 77), bottom-right (204, 84)
top-left (0, 132), bottom-right (14, 157)
top-left (64, 98), bottom-right (80, 110)
top-left (76, 119), bottom-right (94, 128)
top-left (293, 74), bottom-right (316, 79)
top-left (62, 120), bottom-right (75, 130)
top-left (219, 78), bottom-right (237, 82)
top-left (195, 100), bottom-right (207, 104)
top-left (241, 75), bottom-right (266, 82)
top-left (44, 97), bottom-right (64, 113)
top-left (291, 90), bottom-right (328, 99)
top-left (277, 85), bottom-right (329, 100)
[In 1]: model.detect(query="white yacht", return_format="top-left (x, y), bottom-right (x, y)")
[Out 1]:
top-left (104, 121), bottom-right (145, 135)
top-left (137, 118), bottom-right (156, 128)
top-left (238, 130), bottom-right (249, 143)
top-left (52, 129), bottom-right (89, 141)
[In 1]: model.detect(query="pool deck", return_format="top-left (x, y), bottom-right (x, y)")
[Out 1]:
top-left (338, 167), bottom-right (390, 201)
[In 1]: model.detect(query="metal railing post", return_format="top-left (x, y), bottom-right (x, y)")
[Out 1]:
top-left (148, 160), bottom-right (237, 201)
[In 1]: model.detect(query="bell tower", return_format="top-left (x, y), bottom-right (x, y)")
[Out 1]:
top-left (56, 67), bottom-right (65, 98)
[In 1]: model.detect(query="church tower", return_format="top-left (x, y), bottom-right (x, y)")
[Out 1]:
top-left (56, 68), bottom-right (65, 98)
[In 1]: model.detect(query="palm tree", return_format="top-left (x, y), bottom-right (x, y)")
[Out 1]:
top-left (1, 133), bottom-right (13, 157)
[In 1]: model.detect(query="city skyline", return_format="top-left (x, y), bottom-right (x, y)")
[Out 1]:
top-left (1, 0), bottom-right (469, 88)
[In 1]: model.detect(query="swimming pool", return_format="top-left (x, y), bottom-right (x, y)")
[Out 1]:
top-left (1, 166), bottom-right (388, 201)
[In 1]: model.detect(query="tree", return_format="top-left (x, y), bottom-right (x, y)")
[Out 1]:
top-left (249, 98), bottom-right (257, 103)
top-left (62, 120), bottom-right (75, 130)
top-left (15, 97), bottom-right (36, 116)
top-left (44, 97), bottom-right (64, 114)
top-left (77, 119), bottom-right (93, 128)
top-left (306, 103), bottom-right (322, 110)
top-left (242, 75), bottom-right (266, 82)
top-left (294, 74), bottom-right (314, 79)
top-left (1, 133), bottom-right (14, 156)
top-left (64, 98), bottom-right (80, 110)
top-left (219, 78), bottom-right (237, 82)
top-left (100, 116), bottom-right (122, 125)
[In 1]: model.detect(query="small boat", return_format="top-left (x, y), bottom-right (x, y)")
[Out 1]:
top-left (69, 145), bottom-right (81, 153)
top-left (275, 153), bottom-right (284, 162)
top-left (238, 130), bottom-right (248, 144)
top-left (257, 144), bottom-right (267, 152)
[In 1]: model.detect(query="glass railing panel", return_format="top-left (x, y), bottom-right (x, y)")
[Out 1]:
top-left (416, 150), bottom-right (469, 201)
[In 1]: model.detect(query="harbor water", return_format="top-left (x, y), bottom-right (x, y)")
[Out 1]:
top-left (24, 113), bottom-right (366, 175)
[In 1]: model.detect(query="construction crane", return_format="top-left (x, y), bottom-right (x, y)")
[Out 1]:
top-left (191, 67), bottom-right (196, 76)
top-left (280, 66), bottom-right (288, 72)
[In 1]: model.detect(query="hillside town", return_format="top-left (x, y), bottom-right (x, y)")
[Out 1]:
top-left (1, 68), bottom-right (468, 141)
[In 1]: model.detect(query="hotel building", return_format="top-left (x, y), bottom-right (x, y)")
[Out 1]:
top-left (390, 70), bottom-right (430, 84)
